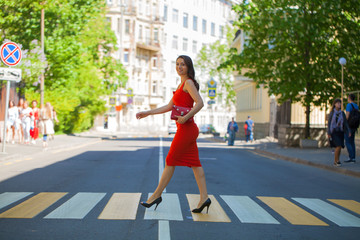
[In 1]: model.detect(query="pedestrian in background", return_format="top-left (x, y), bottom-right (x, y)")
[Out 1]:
top-left (327, 98), bottom-right (350, 167)
top-left (227, 117), bottom-right (238, 146)
top-left (345, 93), bottom-right (359, 163)
top-left (20, 101), bottom-right (32, 144)
top-left (6, 100), bottom-right (19, 144)
top-left (245, 116), bottom-right (254, 142)
top-left (30, 100), bottom-right (40, 144)
top-left (17, 97), bottom-right (24, 143)
top-left (40, 102), bottom-right (55, 148)
top-left (136, 55), bottom-right (211, 214)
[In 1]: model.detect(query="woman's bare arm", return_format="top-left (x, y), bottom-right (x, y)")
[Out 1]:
top-left (136, 99), bottom-right (174, 119)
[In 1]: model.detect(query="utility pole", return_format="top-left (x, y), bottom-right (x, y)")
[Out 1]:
top-left (40, 5), bottom-right (45, 106)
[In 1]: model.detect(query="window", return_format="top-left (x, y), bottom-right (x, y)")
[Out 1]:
top-left (193, 16), bottom-right (198, 31)
top-left (124, 50), bottom-right (129, 64)
top-left (154, 28), bottom-right (159, 43)
top-left (138, 25), bottom-right (143, 41)
top-left (152, 81), bottom-right (157, 94)
top-left (192, 40), bottom-right (197, 53)
top-left (183, 38), bottom-right (188, 51)
top-left (172, 9), bottom-right (178, 23)
top-left (219, 25), bottom-right (224, 38)
top-left (202, 19), bottom-right (207, 34)
top-left (146, 1), bottom-right (150, 16)
top-left (145, 27), bottom-right (150, 44)
top-left (117, 18), bottom-right (121, 34)
top-left (171, 61), bottom-right (176, 74)
top-left (107, 0), bottom-right (113, 5)
top-left (211, 22), bottom-right (215, 36)
top-left (163, 5), bottom-right (168, 21)
top-left (125, 19), bottom-right (130, 34)
top-left (152, 57), bottom-right (158, 69)
top-left (138, 0), bottom-right (143, 15)
top-left (183, 13), bottom-right (188, 28)
top-left (172, 35), bottom-right (178, 49)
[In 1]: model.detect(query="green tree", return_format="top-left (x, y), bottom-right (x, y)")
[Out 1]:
top-left (0, 0), bottom-right (128, 133)
top-left (195, 26), bottom-right (236, 108)
top-left (222, 0), bottom-right (360, 138)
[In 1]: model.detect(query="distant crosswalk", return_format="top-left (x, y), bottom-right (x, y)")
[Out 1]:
top-left (0, 192), bottom-right (360, 227)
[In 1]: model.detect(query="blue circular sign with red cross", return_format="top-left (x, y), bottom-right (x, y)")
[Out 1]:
top-left (0, 42), bottom-right (22, 67)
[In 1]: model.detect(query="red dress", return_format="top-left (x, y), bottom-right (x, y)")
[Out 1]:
top-left (166, 80), bottom-right (201, 167)
top-left (30, 109), bottom-right (39, 140)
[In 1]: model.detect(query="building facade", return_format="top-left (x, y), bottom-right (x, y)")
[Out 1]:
top-left (103, 0), bottom-right (237, 133)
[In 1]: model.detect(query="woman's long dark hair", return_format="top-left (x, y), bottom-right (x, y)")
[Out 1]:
top-left (332, 98), bottom-right (342, 111)
top-left (177, 55), bottom-right (200, 91)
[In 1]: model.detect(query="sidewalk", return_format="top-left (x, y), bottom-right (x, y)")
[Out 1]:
top-left (209, 136), bottom-right (360, 178)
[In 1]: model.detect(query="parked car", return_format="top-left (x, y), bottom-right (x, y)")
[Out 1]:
top-left (168, 122), bottom-right (177, 135)
top-left (199, 124), bottom-right (216, 134)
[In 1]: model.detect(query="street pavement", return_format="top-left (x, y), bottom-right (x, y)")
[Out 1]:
top-left (1, 131), bottom-right (359, 178)
top-left (0, 131), bottom-right (360, 239)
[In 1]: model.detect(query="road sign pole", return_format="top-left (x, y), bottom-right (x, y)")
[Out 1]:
top-left (2, 80), bottom-right (10, 153)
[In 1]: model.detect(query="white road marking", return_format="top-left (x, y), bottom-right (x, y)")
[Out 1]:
top-left (293, 198), bottom-right (360, 227)
top-left (159, 220), bottom-right (171, 240)
top-left (221, 195), bottom-right (280, 224)
top-left (45, 192), bottom-right (106, 219)
top-left (144, 193), bottom-right (183, 221)
top-left (0, 192), bottom-right (33, 210)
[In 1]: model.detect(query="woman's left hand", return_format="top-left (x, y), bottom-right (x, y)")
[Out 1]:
top-left (175, 115), bottom-right (187, 124)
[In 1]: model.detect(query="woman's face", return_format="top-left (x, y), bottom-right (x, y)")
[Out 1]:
top-left (335, 101), bottom-right (341, 109)
top-left (176, 58), bottom-right (188, 77)
top-left (32, 101), bottom-right (37, 108)
top-left (23, 102), bottom-right (28, 108)
top-left (9, 101), bottom-right (14, 108)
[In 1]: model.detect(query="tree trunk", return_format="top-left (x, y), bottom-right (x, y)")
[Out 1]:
top-left (305, 102), bottom-right (311, 139)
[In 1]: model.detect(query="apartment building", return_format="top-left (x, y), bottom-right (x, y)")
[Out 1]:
top-left (103, 0), bottom-right (237, 133)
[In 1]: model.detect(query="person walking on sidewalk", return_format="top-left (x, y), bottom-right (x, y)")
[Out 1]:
top-left (6, 100), bottom-right (19, 144)
top-left (345, 93), bottom-right (359, 163)
top-left (327, 99), bottom-right (351, 167)
top-left (20, 101), bottom-right (33, 145)
top-left (39, 102), bottom-right (55, 148)
top-left (30, 100), bottom-right (40, 145)
top-left (227, 117), bottom-right (238, 146)
top-left (136, 55), bottom-right (211, 214)
top-left (245, 116), bottom-right (254, 142)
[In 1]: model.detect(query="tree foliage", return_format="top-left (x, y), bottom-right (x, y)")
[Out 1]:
top-left (222, 0), bottom-right (360, 137)
top-left (0, 0), bottom-right (128, 133)
top-left (195, 26), bottom-right (236, 108)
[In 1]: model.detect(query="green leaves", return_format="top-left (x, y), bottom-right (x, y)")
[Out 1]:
top-left (0, 0), bottom-right (128, 133)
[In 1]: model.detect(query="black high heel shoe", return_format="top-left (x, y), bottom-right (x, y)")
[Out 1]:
top-left (192, 198), bottom-right (211, 214)
top-left (140, 196), bottom-right (162, 210)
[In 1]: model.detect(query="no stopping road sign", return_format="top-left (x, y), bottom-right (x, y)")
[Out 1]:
top-left (1, 42), bottom-right (22, 67)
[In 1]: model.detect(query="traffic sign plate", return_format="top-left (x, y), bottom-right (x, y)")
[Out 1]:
top-left (208, 88), bottom-right (216, 99)
top-left (0, 67), bottom-right (22, 82)
top-left (0, 42), bottom-right (22, 67)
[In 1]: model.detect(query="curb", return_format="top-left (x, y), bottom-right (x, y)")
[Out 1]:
top-left (253, 149), bottom-right (360, 178)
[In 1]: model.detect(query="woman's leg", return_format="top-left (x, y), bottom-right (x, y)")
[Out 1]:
top-left (146, 164), bottom-right (175, 203)
top-left (334, 146), bottom-right (341, 163)
top-left (192, 166), bottom-right (209, 208)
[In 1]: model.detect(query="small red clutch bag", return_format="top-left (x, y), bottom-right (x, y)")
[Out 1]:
top-left (171, 105), bottom-right (193, 122)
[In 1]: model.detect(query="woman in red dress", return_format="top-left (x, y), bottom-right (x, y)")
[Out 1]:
top-left (136, 55), bottom-right (211, 213)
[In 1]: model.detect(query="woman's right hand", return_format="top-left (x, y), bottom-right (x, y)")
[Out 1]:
top-left (136, 111), bottom-right (150, 120)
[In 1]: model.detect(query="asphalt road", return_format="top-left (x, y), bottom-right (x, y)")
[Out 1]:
top-left (0, 137), bottom-right (360, 240)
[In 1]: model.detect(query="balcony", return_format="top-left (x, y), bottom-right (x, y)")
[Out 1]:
top-left (137, 37), bottom-right (160, 52)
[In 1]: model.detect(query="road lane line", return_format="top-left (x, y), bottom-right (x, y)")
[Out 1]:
top-left (159, 136), bottom-right (166, 193)
top-left (0, 192), bottom-right (33, 210)
top-left (144, 193), bottom-right (183, 221)
top-left (221, 195), bottom-right (279, 224)
top-left (293, 198), bottom-right (360, 227)
top-left (328, 199), bottom-right (360, 215)
top-left (44, 192), bottom-right (106, 219)
top-left (258, 197), bottom-right (328, 226)
top-left (0, 192), bottom-right (67, 218)
top-left (159, 220), bottom-right (171, 240)
top-left (187, 194), bottom-right (231, 222)
top-left (98, 193), bottom-right (141, 220)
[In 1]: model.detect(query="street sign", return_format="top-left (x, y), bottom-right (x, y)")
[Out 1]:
top-left (208, 88), bottom-right (216, 99)
top-left (207, 78), bottom-right (217, 88)
top-left (0, 42), bottom-right (22, 66)
top-left (208, 100), bottom-right (216, 105)
top-left (0, 67), bottom-right (22, 82)
top-left (109, 96), bottom-right (116, 106)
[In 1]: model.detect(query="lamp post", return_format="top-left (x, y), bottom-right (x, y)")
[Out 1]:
top-left (339, 57), bottom-right (346, 109)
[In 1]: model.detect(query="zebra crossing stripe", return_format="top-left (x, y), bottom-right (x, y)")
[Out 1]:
top-left (221, 195), bottom-right (280, 224)
top-left (0, 192), bottom-right (33, 210)
top-left (258, 197), bottom-right (328, 226)
top-left (328, 199), bottom-right (360, 215)
top-left (98, 193), bottom-right (141, 220)
top-left (293, 198), bottom-right (360, 227)
top-left (187, 194), bottom-right (231, 222)
top-left (144, 193), bottom-right (183, 221)
top-left (44, 192), bottom-right (106, 219)
top-left (0, 192), bottom-right (67, 218)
